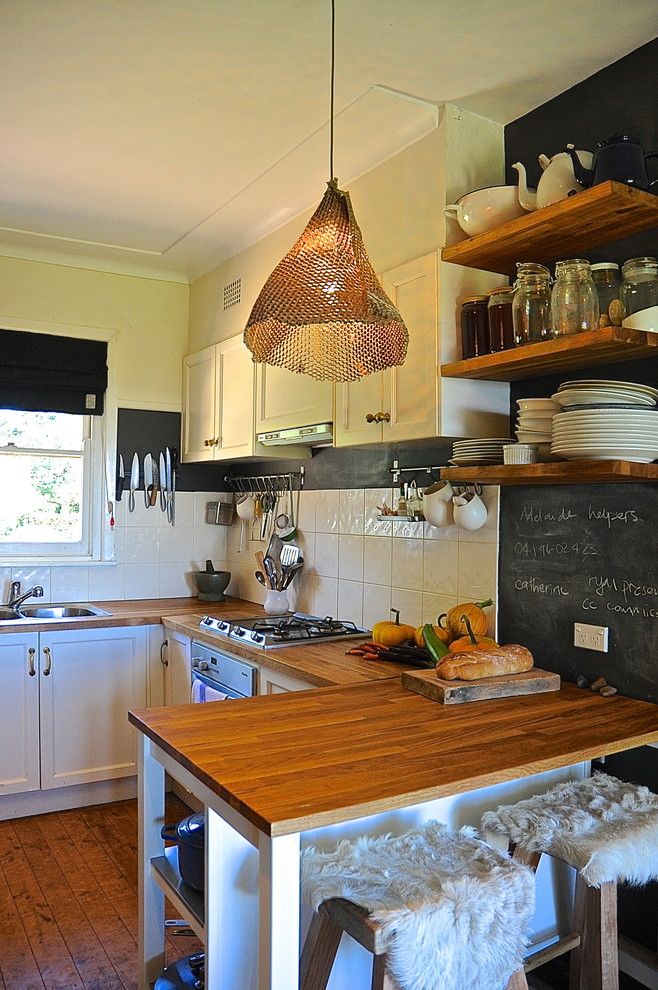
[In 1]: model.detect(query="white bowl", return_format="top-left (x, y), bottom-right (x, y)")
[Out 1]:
top-left (444, 186), bottom-right (530, 237)
top-left (504, 443), bottom-right (540, 465)
top-left (621, 306), bottom-right (658, 333)
top-left (517, 398), bottom-right (559, 413)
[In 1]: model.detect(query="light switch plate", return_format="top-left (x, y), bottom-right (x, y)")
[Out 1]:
top-left (574, 622), bottom-right (609, 653)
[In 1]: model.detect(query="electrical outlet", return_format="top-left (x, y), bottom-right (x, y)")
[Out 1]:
top-left (574, 622), bottom-right (609, 653)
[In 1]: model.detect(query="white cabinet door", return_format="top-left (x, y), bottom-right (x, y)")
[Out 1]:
top-left (39, 626), bottom-right (148, 789)
top-left (216, 334), bottom-right (255, 460)
top-left (182, 345), bottom-right (218, 463)
top-left (382, 252), bottom-right (439, 442)
top-left (255, 363), bottom-right (333, 433)
top-left (334, 373), bottom-right (384, 447)
top-left (0, 633), bottom-right (40, 795)
top-left (165, 632), bottom-right (192, 706)
top-left (258, 666), bottom-right (312, 695)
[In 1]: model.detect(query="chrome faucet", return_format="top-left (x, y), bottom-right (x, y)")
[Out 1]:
top-left (6, 582), bottom-right (44, 610)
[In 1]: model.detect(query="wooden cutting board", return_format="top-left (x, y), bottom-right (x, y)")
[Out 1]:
top-left (401, 666), bottom-right (561, 705)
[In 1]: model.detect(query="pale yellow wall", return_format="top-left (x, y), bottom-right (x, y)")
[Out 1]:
top-left (188, 104), bottom-right (504, 353)
top-left (0, 256), bottom-right (189, 410)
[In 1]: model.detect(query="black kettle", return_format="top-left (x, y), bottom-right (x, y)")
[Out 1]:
top-left (568, 135), bottom-right (658, 191)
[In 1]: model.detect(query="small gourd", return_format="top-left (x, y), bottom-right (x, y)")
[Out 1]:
top-left (440, 599), bottom-right (493, 639)
top-left (372, 608), bottom-right (416, 647)
top-left (448, 614), bottom-right (498, 653)
top-left (414, 620), bottom-right (451, 649)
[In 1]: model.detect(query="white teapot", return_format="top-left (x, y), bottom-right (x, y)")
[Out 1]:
top-left (512, 145), bottom-right (594, 211)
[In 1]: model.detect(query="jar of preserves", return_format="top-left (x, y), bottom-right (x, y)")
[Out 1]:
top-left (513, 262), bottom-right (552, 345)
top-left (551, 259), bottom-right (599, 336)
top-left (460, 295), bottom-right (489, 359)
top-left (487, 286), bottom-right (515, 351)
top-left (619, 257), bottom-right (658, 319)
top-left (590, 262), bottom-right (621, 325)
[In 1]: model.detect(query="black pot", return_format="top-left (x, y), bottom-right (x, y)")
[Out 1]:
top-left (155, 952), bottom-right (204, 990)
top-left (161, 814), bottom-right (205, 892)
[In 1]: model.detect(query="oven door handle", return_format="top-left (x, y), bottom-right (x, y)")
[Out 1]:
top-left (191, 669), bottom-right (246, 701)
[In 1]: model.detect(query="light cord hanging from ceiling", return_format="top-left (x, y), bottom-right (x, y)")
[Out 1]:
top-left (243, 0), bottom-right (409, 382)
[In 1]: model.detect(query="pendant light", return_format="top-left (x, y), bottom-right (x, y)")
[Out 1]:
top-left (244, 0), bottom-right (409, 382)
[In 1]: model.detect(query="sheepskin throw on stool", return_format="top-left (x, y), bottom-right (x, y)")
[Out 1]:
top-left (301, 822), bottom-right (535, 990)
top-left (482, 772), bottom-right (658, 888)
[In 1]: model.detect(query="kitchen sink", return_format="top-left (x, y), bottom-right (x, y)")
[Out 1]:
top-left (16, 603), bottom-right (111, 619)
top-left (0, 607), bottom-right (23, 621)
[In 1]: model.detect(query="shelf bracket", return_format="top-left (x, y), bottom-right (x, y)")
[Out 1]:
top-left (390, 459), bottom-right (445, 485)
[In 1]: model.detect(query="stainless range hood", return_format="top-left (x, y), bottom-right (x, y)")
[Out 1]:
top-left (257, 423), bottom-right (333, 446)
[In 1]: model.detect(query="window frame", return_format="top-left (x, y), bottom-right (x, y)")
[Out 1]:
top-left (0, 413), bottom-right (106, 562)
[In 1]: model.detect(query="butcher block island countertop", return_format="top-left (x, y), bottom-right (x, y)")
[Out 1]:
top-left (129, 679), bottom-right (658, 837)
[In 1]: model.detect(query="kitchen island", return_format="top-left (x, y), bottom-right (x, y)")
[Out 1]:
top-left (130, 678), bottom-right (658, 990)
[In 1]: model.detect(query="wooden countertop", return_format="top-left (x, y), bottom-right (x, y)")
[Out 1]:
top-left (129, 679), bottom-right (658, 837)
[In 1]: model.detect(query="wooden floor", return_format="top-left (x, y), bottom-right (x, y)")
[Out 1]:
top-left (0, 797), bottom-right (202, 990)
top-left (0, 799), bottom-right (645, 990)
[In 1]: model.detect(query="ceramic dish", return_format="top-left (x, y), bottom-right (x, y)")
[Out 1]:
top-left (558, 379), bottom-right (658, 398)
top-left (552, 389), bottom-right (655, 408)
top-left (621, 307), bottom-right (658, 333)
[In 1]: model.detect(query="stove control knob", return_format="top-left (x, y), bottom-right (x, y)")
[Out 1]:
top-left (253, 632), bottom-right (264, 643)
top-left (192, 658), bottom-right (210, 671)
top-left (202, 616), bottom-right (212, 625)
top-left (235, 628), bottom-right (244, 636)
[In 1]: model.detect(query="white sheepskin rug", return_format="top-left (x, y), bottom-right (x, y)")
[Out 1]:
top-left (482, 772), bottom-right (658, 888)
top-left (301, 822), bottom-right (534, 990)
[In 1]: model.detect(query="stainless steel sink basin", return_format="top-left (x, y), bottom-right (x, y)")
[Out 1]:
top-left (0, 607), bottom-right (22, 621)
top-left (18, 603), bottom-right (110, 619)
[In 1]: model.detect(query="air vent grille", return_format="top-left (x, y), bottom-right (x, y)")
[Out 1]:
top-left (223, 278), bottom-right (241, 310)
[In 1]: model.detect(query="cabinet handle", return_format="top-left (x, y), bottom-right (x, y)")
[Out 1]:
top-left (365, 412), bottom-right (391, 424)
top-left (42, 646), bottom-right (52, 676)
top-left (27, 647), bottom-right (36, 676)
top-left (160, 639), bottom-right (169, 667)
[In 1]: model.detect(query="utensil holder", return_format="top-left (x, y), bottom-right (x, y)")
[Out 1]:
top-left (264, 590), bottom-right (289, 615)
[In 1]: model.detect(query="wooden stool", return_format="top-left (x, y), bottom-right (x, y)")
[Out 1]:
top-left (300, 897), bottom-right (529, 989)
top-left (482, 773), bottom-right (658, 990)
top-left (300, 821), bottom-right (533, 990)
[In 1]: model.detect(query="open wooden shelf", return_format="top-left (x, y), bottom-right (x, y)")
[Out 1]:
top-left (441, 326), bottom-right (658, 381)
top-left (440, 460), bottom-right (658, 486)
top-left (441, 181), bottom-right (658, 275)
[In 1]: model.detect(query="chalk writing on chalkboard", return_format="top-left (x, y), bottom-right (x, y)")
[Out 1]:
top-left (499, 485), bottom-right (658, 704)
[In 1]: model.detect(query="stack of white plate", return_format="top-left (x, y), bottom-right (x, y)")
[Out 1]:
top-left (516, 397), bottom-right (558, 445)
top-left (451, 438), bottom-right (514, 466)
top-left (551, 408), bottom-right (658, 462)
top-left (552, 379), bottom-right (658, 410)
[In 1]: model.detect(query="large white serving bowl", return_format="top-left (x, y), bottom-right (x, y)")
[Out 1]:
top-left (443, 185), bottom-right (529, 236)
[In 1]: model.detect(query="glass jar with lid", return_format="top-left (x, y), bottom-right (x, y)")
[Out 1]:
top-left (460, 295), bottom-right (489, 359)
top-left (512, 262), bottom-right (552, 346)
top-left (590, 263), bottom-right (621, 325)
top-left (551, 259), bottom-right (599, 336)
top-left (619, 257), bottom-right (658, 319)
top-left (487, 286), bottom-right (515, 352)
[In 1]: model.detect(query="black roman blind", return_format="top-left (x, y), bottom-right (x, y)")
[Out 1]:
top-left (0, 329), bottom-right (108, 416)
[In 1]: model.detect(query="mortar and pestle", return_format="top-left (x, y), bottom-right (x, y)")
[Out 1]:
top-left (193, 560), bottom-right (231, 602)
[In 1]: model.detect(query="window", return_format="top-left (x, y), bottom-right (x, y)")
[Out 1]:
top-left (0, 410), bottom-right (98, 558)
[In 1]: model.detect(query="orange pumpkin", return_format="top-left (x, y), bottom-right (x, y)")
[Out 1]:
top-left (447, 613), bottom-right (497, 652)
top-left (414, 622), bottom-right (451, 649)
top-left (441, 599), bottom-right (493, 639)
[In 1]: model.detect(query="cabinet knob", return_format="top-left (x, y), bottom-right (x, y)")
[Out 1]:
top-left (212, 438), bottom-right (220, 446)
top-left (365, 412), bottom-right (391, 424)
top-left (204, 438), bottom-right (213, 447)
top-left (365, 412), bottom-right (377, 423)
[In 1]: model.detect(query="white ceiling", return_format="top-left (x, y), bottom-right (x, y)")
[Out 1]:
top-left (1, 1), bottom-right (655, 281)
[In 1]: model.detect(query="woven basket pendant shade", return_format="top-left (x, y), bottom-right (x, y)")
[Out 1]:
top-left (244, 179), bottom-right (409, 381)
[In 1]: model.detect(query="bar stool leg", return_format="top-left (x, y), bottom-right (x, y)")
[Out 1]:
top-left (581, 881), bottom-right (619, 990)
top-left (300, 910), bottom-right (342, 990)
top-left (371, 954), bottom-right (398, 990)
top-left (505, 970), bottom-right (530, 990)
top-left (569, 874), bottom-right (587, 990)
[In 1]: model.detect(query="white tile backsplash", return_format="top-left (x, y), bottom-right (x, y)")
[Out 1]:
top-left (222, 487), bottom-right (500, 631)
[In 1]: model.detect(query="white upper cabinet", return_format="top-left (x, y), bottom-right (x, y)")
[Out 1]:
top-left (182, 344), bottom-right (217, 462)
top-left (255, 364), bottom-right (333, 434)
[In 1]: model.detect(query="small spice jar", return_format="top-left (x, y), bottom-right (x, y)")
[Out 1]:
top-left (590, 262), bottom-right (621, 325)
top-left (513, 262), bottom-right (552, 345)
top-left (551, 259), bottom-right (599, 336)
top-left (460, 295), bottom-right (489, 359)
top-left (619, 256), bottom-right (658, 319)
top-left (486, 286), bottom-right (515, 352)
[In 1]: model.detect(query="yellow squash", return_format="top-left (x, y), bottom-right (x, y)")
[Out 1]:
top-left (414, 622), bottom-right (451, 649)
top-left (372, 608), bottom-right (416, 647)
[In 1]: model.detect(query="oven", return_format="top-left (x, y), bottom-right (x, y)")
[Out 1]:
top-left (191, 642), bottom-right (256, 702)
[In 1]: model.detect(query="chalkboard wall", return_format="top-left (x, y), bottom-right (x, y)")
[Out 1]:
top-left (498, 484), bottom-right (658, 703)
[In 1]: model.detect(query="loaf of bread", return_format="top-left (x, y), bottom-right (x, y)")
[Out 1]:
top-left (436, 644), bottom-right (533, 681)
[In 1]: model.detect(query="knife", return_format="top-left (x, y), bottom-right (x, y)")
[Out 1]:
top-left (170, 447), bottom-right (178, 526)
top-left (159, 451), bottom-right (167, 511)
top-left (165, 447), bottom-right (173, 524)
top-left (128, 452), bottom-right (139, 512)
top-left (151, 456), bottom-right (160, 507)
top-left (143, 453), bottom-right (154, 508)
top-left (116, 455), bottom-right (125, 502)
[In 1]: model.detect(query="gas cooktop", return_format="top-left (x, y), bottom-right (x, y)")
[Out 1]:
top-left (199, 613), bottom-right (369, 649)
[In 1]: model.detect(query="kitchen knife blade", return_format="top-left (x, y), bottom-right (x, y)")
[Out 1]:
top-left (116, 454), bottom-right (125, 502)
top-left (159, 451), bottom-right (167, 511)
top-left (143, 453), bottom-right (154, 508)
top-left (165, 447), bottom-right (173, 524)
top-left (128, 452), bottom-right (139, 512)
top-left (170, 447), bottom-right (178, 526)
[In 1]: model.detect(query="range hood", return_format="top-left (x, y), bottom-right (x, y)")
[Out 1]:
top-left (257, 423), bottom-right (333, 446)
